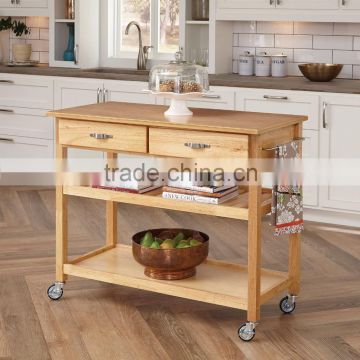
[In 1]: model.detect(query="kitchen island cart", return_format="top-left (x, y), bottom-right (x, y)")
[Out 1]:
top-left (48, 102), bottom-right (307, 341)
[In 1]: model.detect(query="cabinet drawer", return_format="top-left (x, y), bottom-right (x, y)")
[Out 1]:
top-left (59, 120), bottom-right (147, 153)
top-left (149, 128), bottom-right (248, 158)
top-left (0, 75), bottom-right (53, 109)
top-left (236, 90), bottom-right (319, 130)
top-left (0, 107), bottom-right (53, 139)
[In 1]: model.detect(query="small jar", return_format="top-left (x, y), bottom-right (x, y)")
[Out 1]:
top-left (192, 0), bottom-right (209, 21)
top-left (271, 54), bottom-right (288, 77)
top-left (66, 0), bottom-right (75, 19)
top-left (255, 52), bottom-right (271, 77)
top-left (238, 51), bottom-right (254, 76)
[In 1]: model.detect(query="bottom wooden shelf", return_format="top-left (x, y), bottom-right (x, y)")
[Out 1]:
top-left (64, 245), bottom-right (291, 310)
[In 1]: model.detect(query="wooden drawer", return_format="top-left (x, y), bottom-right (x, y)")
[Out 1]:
top-left (149, 128), bottom-right (248, 158)
top-left (0, 107), bottom-right (53, 139)
top-left (0, 75), bottom-right (53, 109)
top-left (59, 120), bottom-right (147, 153)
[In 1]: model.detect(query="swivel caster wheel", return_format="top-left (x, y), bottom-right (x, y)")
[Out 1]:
top-left (279, 295), bottom-right (296, 314)
top-left (238, 322), bottom-right (256, 342)
top-left (47, 283), bottom-right (64, 301)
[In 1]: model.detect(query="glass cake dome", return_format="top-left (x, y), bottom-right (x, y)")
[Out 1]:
top-left (148, 49), bottom-right (209, 116)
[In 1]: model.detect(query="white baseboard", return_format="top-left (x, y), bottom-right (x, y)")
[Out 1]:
top-left (304, 208), bottom-right (360, 228)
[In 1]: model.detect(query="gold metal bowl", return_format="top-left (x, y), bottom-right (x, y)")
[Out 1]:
top-left (298, 63), bottom-right (343, 82)
top-left (132, 228), bottom-right (209, 280)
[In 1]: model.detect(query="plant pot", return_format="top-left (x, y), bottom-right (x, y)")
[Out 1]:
top-left (12, 43), bottom-right (32, 62)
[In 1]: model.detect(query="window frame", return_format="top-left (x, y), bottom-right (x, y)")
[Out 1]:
top-left (100, 0), bottom-right (181, 68)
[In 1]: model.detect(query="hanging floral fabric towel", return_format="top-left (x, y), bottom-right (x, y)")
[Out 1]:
top-left (271, 141), bottom-right (304, 236)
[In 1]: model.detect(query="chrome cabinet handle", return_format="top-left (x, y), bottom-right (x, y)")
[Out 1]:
top-left (264, 95), bottom-right (288, 100)
top-left (0, 137), bottom-right (14, 143)
top-left (74, 44), bottom-right (79, 65)
top-left (0, 109), bottom-right (14, 113)
top-left (202, 94), bottom-right (221, 99)
top-left (184, 143), bottom-right (211, 149)
top-left (97, 88), bottom-right (102, 103)
top-left (0, 80), bottom-right (14, 84)
top-left (90, 133), bottom-right (114, 140)
top-left (323, 102), bottom-right (328, 129)
top-left (103, 89), bottom-right (109, 103)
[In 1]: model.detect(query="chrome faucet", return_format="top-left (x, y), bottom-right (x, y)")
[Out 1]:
top-left (125, 21), bottom-right (153, 70)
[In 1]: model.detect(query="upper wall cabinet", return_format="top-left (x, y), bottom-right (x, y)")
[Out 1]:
top-left (0, 0), bottom-right (48, 16)
top-left (216, 0), bottom-right (360, 22)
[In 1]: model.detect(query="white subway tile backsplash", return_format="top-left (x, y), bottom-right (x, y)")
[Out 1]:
top-left (233, 21), bottom-right (257, 34)
top-left (313, 36), bottom-right (353, 51)
top-left (353, 66), bottom-right (360, 79)
top-left (333, 50), bottom-right (360, 65)
top-left (233, 21), bottom-right (360, 79)
top-left (294, 49), bottom-right (332, 64)
top-left (334, 23), bottom-right (360, 36)
top-left (257, 21), bottom-right (293, 34)
top-left (40, 28), bottom-right (49, 41)
top-left (294, 22), bottom-right (333, 36)
top-left (233, 34), bottom-right (239, 47)
top-left (275, 35), bottom-right (312, 49)
top-left (238, 34), bottom-right (274, 48)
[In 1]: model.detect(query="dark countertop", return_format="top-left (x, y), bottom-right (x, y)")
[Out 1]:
top-left (1, 65), bottom-right (360, 94)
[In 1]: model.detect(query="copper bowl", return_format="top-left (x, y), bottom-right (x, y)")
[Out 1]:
top-left (298, 63), bottom-right (343, 82)
top-left (132, 228), bottom-right (209, 280)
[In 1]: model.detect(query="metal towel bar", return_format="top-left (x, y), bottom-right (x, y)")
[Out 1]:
top-left (260, 137), bottom-right (306, 151)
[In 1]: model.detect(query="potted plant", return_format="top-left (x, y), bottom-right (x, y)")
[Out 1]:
top-left (11, 19), bottom-right (32, 62)
top-left (0, 17), bottom-right (12, 63)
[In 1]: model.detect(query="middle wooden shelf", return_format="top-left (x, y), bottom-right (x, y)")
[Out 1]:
top-left (63, 186), bottom-right (272, 220)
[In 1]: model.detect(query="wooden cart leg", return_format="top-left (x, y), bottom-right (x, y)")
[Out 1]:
top-left (247, 135), bottom-right (262, 324)
top-left (288, 233), bottom-right (301, 295)
top-left (106, 152), bottom-right (118, 247)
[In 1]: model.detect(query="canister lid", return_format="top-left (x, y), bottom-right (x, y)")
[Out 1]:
top-left (256, 52), bottom-right (271, 57)
top-left (239, 51), bottom-right (254, 58)
top-left (272, 53), bottom-right (287, 58)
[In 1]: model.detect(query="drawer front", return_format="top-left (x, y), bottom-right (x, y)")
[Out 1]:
top-left (59, 120), bottom-right (148, 153)
top-left (149, 128), bottom-right (248, 158)
top-left (236, 90), bottom-right (318, 130)
top-left (0, 75), bottom-right (53, 109)
top-left (0, 107), bottom-right (53, 139)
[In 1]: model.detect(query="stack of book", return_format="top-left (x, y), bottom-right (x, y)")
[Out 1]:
top-left (92, 179), bottom-right (161, 194)
top-left (162, 184), bottom-right (239, 205)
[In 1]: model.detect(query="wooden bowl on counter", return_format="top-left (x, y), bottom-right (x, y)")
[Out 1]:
top-left (132, 229), bottom-right (209, 280)
top-left (298, 63), bottom-right (343, 82)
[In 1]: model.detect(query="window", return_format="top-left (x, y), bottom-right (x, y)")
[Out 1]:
top-left (104, 0), bottom-right (180, 64)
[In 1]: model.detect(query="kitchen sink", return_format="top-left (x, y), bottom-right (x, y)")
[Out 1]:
top-left (83, 68), bottom-right (150, 75)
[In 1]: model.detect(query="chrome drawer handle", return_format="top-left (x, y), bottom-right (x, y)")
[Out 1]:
top-left (264, 95), bottom-right (288, 100)
top-left (202, 94), bottom-right (221, 99)
top-left (0, 80), bottom-right (14, 84)
top-left (0, 109), bottom-right (14, 113)
top-left (322, 102), bottom-right (328, 129)
top-left (0, 137), bottom-right (14, 143)
top-left (90, 133), bottom-right (114, 140)
top-left (184, 143), bottom-right (211, 149)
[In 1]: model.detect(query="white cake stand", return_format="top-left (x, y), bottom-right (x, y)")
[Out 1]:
top-left (146, 91), bottom-right (206, 117)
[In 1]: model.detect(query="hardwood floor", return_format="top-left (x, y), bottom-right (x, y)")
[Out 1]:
top-left (0, 187), bottom-right (359, 360)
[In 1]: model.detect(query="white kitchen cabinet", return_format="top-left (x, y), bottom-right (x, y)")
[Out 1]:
top-left (277, 0), bottom-right (338, 10)
top-left (236, 89), bottom-right (319, 130)
top-left (319, 95), bottom-right (360, 212)
top-left (217, 0), bottom-right (274, 10)
top-left (341, 0), bottom-right (360, 9)
top-left (104, 81), bottom-right (157, 104)
top-left (0, 74), bottom-right (53, 110)
top-left (0, 0), bottom-right (48, 15)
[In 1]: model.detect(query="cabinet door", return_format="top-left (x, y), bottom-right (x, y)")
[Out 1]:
top-left (236, 89), bottom-right (319, 130)
top-left (104, 81), bottom-right (157, 104)
top-left (320, 96), bottom-right (360, 212)
top-left (277, 0), bottom-right (338, 9)
top-left (217, 0), bottom-right (274, 9)
top-left (54, 78), bottom-right (104, 159)
top-left (17, 0), bottom-right (48, 7)
top-left (0, 0), bottom-right (13, 8)
top-left (341, 0), bottom-right (360, 9)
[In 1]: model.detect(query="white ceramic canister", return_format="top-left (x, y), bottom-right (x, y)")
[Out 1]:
top-left (271, 54), bottom-right (288, 77)
top-left (255, 52), bottom-right (271, 77)
top-left (238, 51), bottom-right (254, 76)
